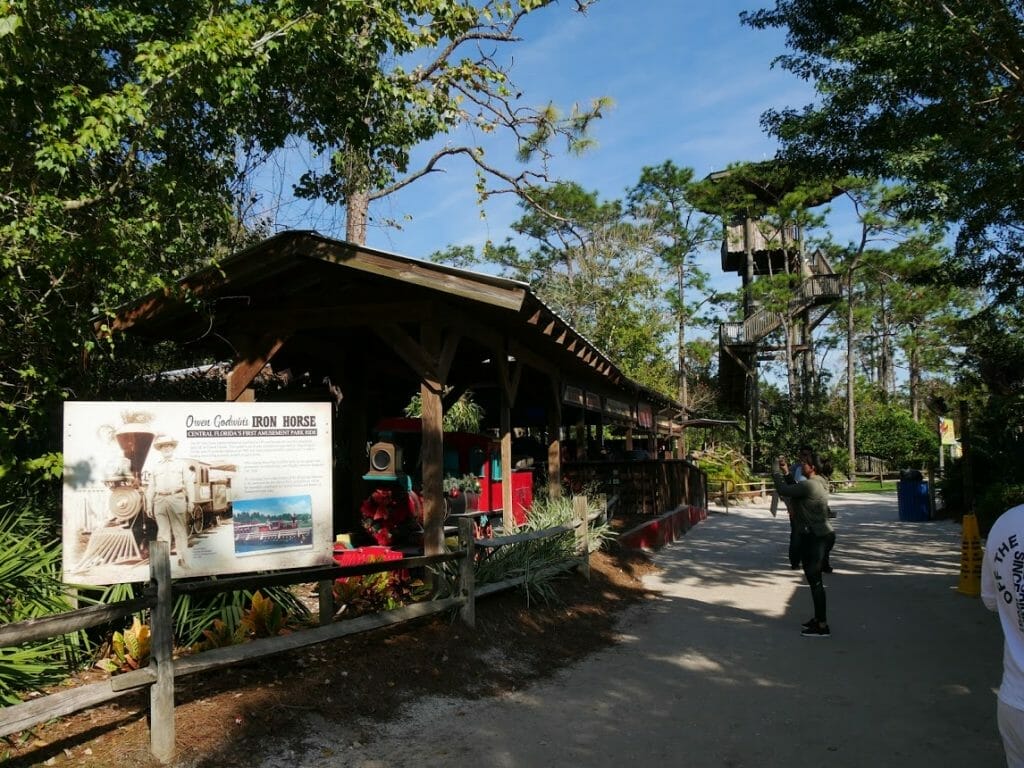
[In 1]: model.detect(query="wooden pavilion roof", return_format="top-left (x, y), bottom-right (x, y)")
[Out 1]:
top-left (104, 230), bottom-right (680, 431)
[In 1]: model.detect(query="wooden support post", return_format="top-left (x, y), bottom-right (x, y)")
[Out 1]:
top-left (420, 324), bottom-right (446, 558)
top-left (318, 579), bottom-right (334, 626)
top-left (500, 396), bottom-right (514, 532)
top-left (573, 495), bottom-right (590, 583)
top-left (547, 380), bottom-right (562, 499)
top-left (149, 541), bottom-right (174, 764)
top-left (458, 518), bottom-right (476, 629)
top-left (421, 376), bottom-right (445, 556)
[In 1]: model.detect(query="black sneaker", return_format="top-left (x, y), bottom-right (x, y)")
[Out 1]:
top-left (801, 618), bottom-right (817, 629)
top-left (801, 623), bottom-right (831, 638)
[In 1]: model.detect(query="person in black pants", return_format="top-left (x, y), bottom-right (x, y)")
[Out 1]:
top-left (774, 452), bottom-right (836, 637)
top-left (780, 446), bottom-right (834, 573)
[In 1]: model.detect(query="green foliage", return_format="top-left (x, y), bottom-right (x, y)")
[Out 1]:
top-left (449, 172), bottom-right (722, 399)
top-left (89, 581), bottom-right (311, 650)
top-left (473, 493), bottom-right (612, 605)
top-left (821, 446), bottom-right (851, 480)
top-left (857, 405), bottom-right (937, 469)
top-left (742, 1), bottom-right (1024, 297)
top-left (695, 446), bottom-right (755, 495)
top-left (238, 591), bottom-right (287, 639)
top-left (332, 564), bottom-right (417, 618)
top-left (405, 391), bottom-right (484, 433)
top-left (192, 619), bottom-right (246, 652)
top-left (973, 483), bottom-right (1024, 538)
top-left (0, 500), bottom-right (84, 704)
top-left (443, 473), bottom-right (481, 495)
top-left (1, 0), bottom-right (600, 481)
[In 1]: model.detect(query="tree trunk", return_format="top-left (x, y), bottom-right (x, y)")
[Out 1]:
top-left (909, 333), bottom-right (921, 421)
top-left (846, 270), bottom-right (857, 481)
top-left (346, 190), bottom-right (369, 245)
top-left (677, 263), bottom-right (688, 412)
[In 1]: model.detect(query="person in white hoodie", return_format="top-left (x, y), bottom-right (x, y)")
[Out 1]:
top-left (982, 504), bottom-right (1024, 767)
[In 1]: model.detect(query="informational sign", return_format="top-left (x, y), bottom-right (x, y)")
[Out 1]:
top-left (939, 417), bottom-right (957, 446)
top-left (62, 401), bottom-right (333, 585)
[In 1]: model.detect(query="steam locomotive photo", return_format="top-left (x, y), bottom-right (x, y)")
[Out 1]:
top-left (71, 417), bottom-right (234, 570)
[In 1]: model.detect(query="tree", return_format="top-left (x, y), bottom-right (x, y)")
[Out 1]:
top-left (626, 161), bottom-right (718, 412)
top-left (284, 1), bottom-right (608, 244)
top-left (446, 180), bottom-right (678, 394)
top-left (0, 0), bottom-right (601, 478)
top-left (858, 403), bottom-right (938, 470)
top-left (741, 0), bottom-right (1024, 300)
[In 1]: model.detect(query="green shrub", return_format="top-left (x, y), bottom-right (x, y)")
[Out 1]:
top-left (697, 446), bottom-right (754, 498)
top-left (0, 502), bottom-right (85, 704)
top-left (474, 493), bottom-right (611, 605)
top-left (858, 405), bottom-right (938, 469)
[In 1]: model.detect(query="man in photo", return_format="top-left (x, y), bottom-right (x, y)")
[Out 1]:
top-left (145, 434), bottom-right (195, 568)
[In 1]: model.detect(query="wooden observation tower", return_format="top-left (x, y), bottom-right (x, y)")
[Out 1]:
top-left (702, 164), bottom-right (843, 466)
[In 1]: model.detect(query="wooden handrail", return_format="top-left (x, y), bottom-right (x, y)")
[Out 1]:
top-left (720, 275), bottom-right (842, 346)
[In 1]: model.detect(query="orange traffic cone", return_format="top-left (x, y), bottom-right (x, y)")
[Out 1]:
top-left (958, 513), bottom-right (982, 596)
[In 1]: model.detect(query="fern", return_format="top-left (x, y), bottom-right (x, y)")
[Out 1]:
top-left (0, 501), bottom-right (86, 704)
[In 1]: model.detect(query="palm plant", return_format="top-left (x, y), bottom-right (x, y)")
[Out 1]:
top-left (474, 493), bottom-right (612, 605)
top-left (0, 502), bottom-right (85, 704)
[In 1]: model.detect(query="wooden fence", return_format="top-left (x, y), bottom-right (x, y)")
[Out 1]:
top-left (0, 498), bottom-right (600, 764)
top-left (562, 459), bottom-right (707, 518)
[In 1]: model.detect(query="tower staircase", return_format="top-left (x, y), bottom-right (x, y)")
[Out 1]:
top-left (718, 259), bottom-right (842, 410)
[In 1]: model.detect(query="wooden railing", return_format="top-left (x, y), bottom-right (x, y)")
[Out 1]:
top-left (0, 500), bottom-right (603, 763)
top-left (720, 275), bottom-right (843, 346)
top-left (562, 459), bottom-right (707, 518)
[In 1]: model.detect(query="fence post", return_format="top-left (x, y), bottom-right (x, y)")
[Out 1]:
top-left (458, 518), bottom-right (476, 629)
top-left (573, 495), bottom-right (590, 583)
top-left (318, 579), bottom-right (334, 626)
top-left (149, 540), bottom-right (175, 764)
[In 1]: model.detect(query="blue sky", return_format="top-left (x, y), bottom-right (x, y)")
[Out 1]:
top-left (372, 0), bottom-right (832, 259)
top-left (255, 0), bottom-right (840, 259)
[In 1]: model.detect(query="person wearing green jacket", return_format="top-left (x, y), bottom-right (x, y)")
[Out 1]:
top-left (774, 452), bottom-right (835, 638)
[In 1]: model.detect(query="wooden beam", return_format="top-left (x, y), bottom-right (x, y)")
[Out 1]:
top-left (230, 301), bottom-right (437, 330)
top-left (500, 393), bottom-right (514, 531)
top-left (305, 238), bottom-right (527, 312)
top-left (437, 330), bottom-right (461, 383)
top-left (226, 331), bottom-right (289, 401)
top-left (496, 352), bottom-right (522, 406)
top-left (373, 324), bottom-right (438, 382)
